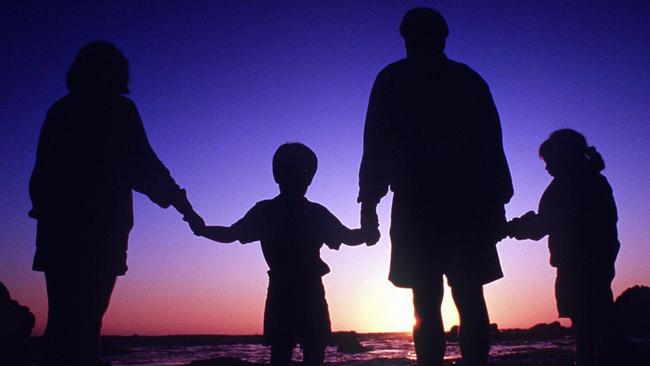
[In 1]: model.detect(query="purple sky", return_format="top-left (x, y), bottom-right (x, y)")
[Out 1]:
top-left (1, 1), bottom-right (649, 334)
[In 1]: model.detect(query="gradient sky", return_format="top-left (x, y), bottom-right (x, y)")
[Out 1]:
top-left (1, 1), bottom-right (649, 336)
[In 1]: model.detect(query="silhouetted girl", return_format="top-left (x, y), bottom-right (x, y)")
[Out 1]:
top-left (507, 129), bottom-right (620, 366)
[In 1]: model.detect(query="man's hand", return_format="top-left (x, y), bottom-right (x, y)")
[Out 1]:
top-left (361, 203), bottom-right (380, 246)
top-left (363, 227), bottom-right (381, 246)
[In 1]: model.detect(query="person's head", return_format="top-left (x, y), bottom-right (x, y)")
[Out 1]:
top-left (0, 281), bottom-right (10, 303)
top-left (66, 41), bottom-right (130, 95)
top-left (400, 7), bottom-right (448, 55)
top-left (539, 129), bottom-right (605, 177)
top-left (272, 143), bottom-right (318, 197)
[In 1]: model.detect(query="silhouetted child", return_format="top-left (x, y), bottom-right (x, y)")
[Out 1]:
top-left (0, 281), bottom-right (36, 366)
top-left (191, 143), bottom-right (371, 366)
top-left (507, 129), bottom-right (620, 366)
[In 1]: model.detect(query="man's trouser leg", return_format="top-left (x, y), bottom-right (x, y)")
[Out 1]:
top-left (412, 278), bottom-right (445, 366)
top-left (270, 338), bottom-right (293, 366)
top-left (450, 283), bottom-right (490, 366)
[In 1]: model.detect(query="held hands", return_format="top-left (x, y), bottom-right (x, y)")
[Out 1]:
top-left (361, 203), bottom-right (380, 246)
top-left (174, 188), bottom-right (206, 236)
top-left (506, 211), bottom-right (537, 240)
top-left (184, 211), bottom-right (206, 237)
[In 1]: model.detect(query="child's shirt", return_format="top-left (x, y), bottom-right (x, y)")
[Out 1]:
top-left (230, 195), bottom-right (350, 279)
top-left (536, 171), bottom-right (620, 273)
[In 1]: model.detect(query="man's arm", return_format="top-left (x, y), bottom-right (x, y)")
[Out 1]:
top-left (471, 75), bottom-right (514, 206)
top-left (358, 71), bottom-right (391, 206)
top-left (358, 70), bottom-right (392, 245)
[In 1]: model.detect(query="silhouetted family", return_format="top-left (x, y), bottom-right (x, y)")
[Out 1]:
top-left (23, 7), bottom-right (620, 366)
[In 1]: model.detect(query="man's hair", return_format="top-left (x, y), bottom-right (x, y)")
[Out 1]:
top-left (66, 41), bottom-right (130, 94)
top-left (399, 7), bottom-right (449, 41)
top-left (272, 143), bottom-right (318, 184)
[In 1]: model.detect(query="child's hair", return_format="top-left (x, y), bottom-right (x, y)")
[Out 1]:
top-left (539, 129), bottom-right (605, 172)
top-left (272, 143), bottom-right (318, 184)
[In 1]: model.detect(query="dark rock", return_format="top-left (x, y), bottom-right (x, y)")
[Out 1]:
top-left (615, 285), bottom-right (650, 338)
top-left (331, 331), bottom-right (368, 353)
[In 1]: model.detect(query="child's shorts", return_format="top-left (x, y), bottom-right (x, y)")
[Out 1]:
top-left (263, 275), bottom-right (331, 347)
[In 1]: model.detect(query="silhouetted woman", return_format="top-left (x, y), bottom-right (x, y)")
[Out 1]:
top-left (29, 41), bottom-right (202, 366)
top-left (507, 129), bottom-right (620, 366)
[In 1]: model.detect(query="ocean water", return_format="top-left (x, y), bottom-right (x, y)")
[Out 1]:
top-left (101, 333), bottom-right (575, 366)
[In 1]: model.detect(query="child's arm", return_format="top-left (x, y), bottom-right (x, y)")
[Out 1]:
top-left (190, 203), bottom-right (263, 244)
top-left (507, 211), bottom-right (547, 241)
top-left (195, 225), bottom-right (239, 243)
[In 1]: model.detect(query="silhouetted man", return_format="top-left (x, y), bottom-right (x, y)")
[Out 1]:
top-left (29, 41), bottom-right (203, 366)
top-left (358, 8), bottom-right (513, 366)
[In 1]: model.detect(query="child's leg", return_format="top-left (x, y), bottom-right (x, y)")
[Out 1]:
top-left (270, 339), bottom-right (294, 366)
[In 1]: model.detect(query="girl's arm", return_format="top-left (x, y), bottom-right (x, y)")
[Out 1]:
top-left (508, 211), bottom-right (547, 241)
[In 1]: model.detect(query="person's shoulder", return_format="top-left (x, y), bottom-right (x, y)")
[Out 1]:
top-left (47, 94), bottom-right (75, 113)
top-left (376, 59), bottom-right (409, 79)
top-left (378, 58), bottom-right (408, 75)
top-left (541, 178), bottom-right (561, 198)
top-left (306, 200), bottom-right (340, 220)
top-left (250, 198), bottom-right (277, 213)
top-left (590, 172), bottom-right (614, 194)
top-left (255, 198), bottom-right (275, 207)
top-left (444, 58), bottom-right (488, 86)
top-left (110, 95), bottom-right (138, 111)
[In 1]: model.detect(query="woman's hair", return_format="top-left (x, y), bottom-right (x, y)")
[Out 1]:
top-left (66, 41), bottom-right (130, 94)
top-left (539, 128), bottom-right (605, 172)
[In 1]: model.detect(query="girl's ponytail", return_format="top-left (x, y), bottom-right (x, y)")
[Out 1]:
top-left (586, 145), bottom-right (605, 172)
